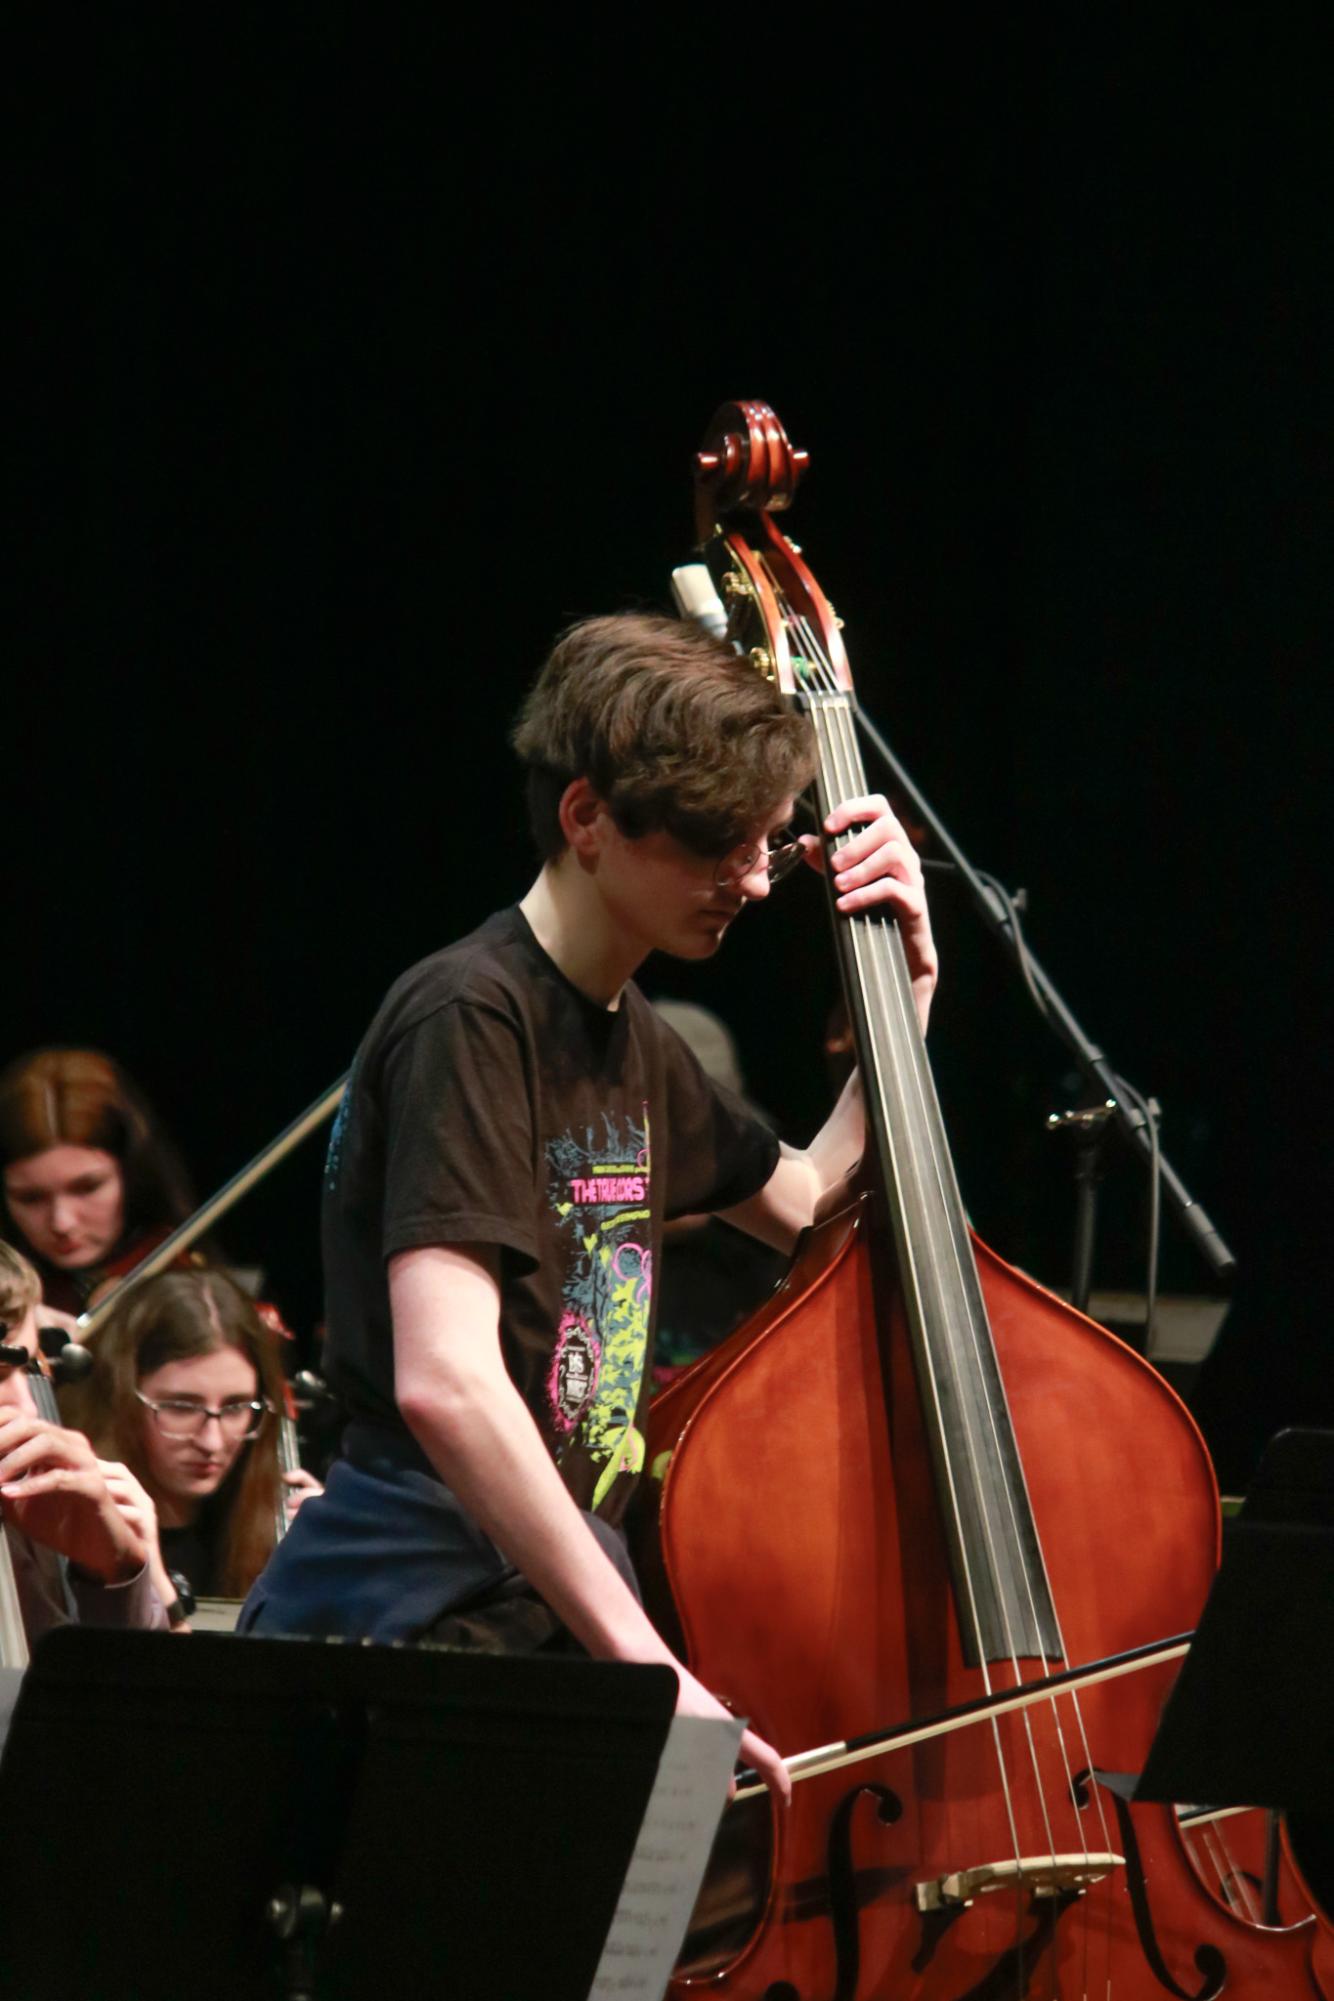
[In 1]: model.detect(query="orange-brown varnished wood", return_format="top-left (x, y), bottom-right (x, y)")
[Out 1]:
top-left (642, 397), bottom-right (1317, 2000)
top-left (1284, 1818), bottom-right (1334, 1997)
top-left (644, 1216), bottom-right (1320, 1998)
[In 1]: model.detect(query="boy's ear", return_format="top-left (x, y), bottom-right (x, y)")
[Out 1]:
top-left (557, 777), bottom-right (607, 860)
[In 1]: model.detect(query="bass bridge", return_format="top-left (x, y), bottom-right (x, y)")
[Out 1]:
top-left (914, 1850), bottom-right (1125, 1911)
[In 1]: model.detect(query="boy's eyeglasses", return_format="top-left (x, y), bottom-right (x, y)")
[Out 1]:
top-left (135, 1389), bottom-right (272, 1440)
top-left (713, 831), bottom-right (808, 892)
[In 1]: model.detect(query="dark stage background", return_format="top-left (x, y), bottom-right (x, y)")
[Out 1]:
top-left (12, 18), bottom-right (1331, 1488)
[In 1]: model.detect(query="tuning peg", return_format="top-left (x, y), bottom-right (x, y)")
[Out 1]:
top-left (696, 432), bottom-right (747, 484)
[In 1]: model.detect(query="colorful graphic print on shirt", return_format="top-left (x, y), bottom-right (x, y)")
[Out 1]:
top-left (545, 1107), bottom-right (653, 1510)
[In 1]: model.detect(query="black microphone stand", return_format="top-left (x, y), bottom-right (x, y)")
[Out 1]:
top-left (853, 702), bottom-right (1236, 1300)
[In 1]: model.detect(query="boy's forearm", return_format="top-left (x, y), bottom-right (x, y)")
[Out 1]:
top-left (400, 1368), bottom-right (668, 1665)
top-left (715, 1065), bottom-right (867, 1255)
top-left (806, 1065), bottom-right (866, 1219)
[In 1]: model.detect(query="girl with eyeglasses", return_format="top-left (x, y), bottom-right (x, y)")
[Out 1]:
top-left (66, 1270), bottom-right (321, 1620)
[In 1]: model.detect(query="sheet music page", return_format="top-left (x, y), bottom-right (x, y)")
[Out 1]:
top-left (589, 1712), bottom-right (744, 2000)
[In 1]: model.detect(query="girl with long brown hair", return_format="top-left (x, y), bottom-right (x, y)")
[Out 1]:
top-left (69, 1269), bottom-right (319, 1610)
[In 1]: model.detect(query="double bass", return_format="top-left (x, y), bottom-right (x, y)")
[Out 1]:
top-left (638, 402), bottom-right (1319, 1998)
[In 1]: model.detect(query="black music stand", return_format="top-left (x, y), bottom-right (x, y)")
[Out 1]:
top-left (1091, 1430), bottom-right (1334, 1934)
top-left (0, 1627), bottom-right (677, 2001)
top-left (1133, 1427), bottom-right (1334, 1815)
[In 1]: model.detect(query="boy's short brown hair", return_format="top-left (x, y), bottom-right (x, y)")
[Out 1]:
top-left (0, 1238), bottom-right (41, 1329)
top-left (512, 613), bottom-right (816, 861)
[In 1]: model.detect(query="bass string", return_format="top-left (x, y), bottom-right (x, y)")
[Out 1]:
top-left (789, 605), bottom-right (1117, 1927)
top-left (804, 685), bottom-right (995, 1642)
top-left (780, 602), bottom-right (1010, 1682)
top-left (1197, 1817), bottom-right (1262, 1926)
top-left (804, 681), bottom-right (1038, 1881)
top-left (793, 653), bottom-right (1036, 1881)
top-left (811, 648), bottom-right (1116, 1902)
top-left (797, 627), bottom-right (1126, 1995)
top-left (804, 670), bottom-right (1104, 2000)
top-left (789, 608), bottom-right (1041, 1697)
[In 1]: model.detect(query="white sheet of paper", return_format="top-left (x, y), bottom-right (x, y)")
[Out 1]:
top-left (588, 1711), bottom-right (745, 2000)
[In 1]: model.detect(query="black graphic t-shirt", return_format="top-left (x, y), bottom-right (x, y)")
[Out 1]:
top-left (322, 906), bottom-right (778, 1526)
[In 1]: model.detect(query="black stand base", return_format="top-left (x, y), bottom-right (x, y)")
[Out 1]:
top-left (268, 1883), bottom-right (343, 2001)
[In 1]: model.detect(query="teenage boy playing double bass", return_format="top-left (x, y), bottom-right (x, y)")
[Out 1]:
top-left (243, 614), bottom-right (937, 1796)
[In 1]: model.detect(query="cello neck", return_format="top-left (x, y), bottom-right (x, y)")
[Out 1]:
top-left (802, 678), bottom-right (1061, 1665)
top-left (693, 406), bottom-right (1061, 1666)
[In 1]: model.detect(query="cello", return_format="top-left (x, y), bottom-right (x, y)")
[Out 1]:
top-left (637, 401), bottom-right (1318, 1998)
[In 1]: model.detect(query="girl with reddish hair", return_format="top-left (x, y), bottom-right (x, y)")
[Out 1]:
top-left (0, 1048), bottom-right (195, 1315)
